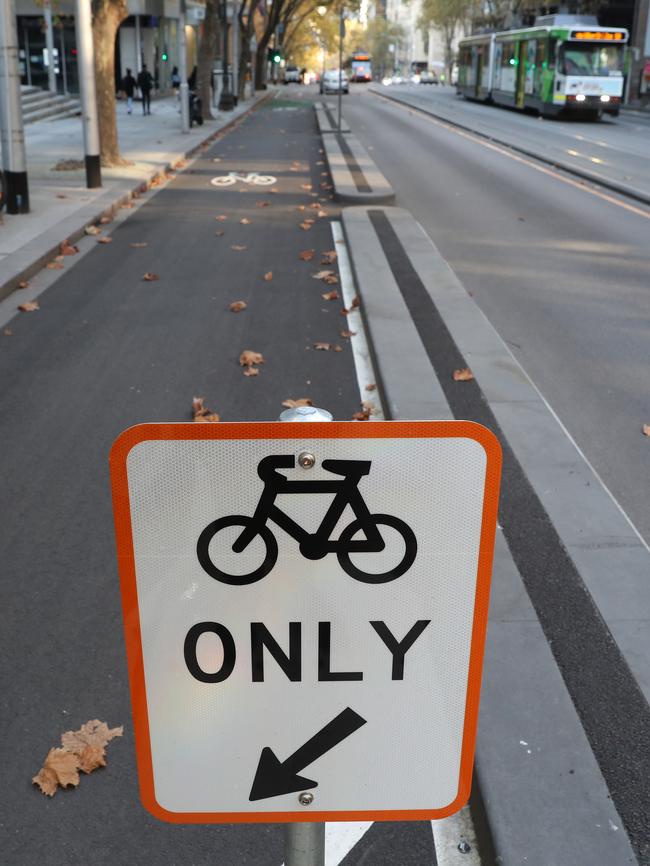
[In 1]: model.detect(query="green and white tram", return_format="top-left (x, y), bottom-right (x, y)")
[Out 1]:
top-left (457, 15), bottom-right (628, 118)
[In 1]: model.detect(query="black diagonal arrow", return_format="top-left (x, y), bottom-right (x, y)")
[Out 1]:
top-left (249, 707), bottom-right (367, 801)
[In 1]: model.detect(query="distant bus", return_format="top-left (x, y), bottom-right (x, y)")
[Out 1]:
top-left (350, 53), bottom-right (372, 83)
top-left (457, 15), bottom-right (628, 118)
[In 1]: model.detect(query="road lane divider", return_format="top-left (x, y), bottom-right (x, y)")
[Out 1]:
top-left (315, 101), bottom-right (351, 134)
top-left (342, 204), bottom-right (647, 866)
top-left (317, 104), bottom-right (394, 205)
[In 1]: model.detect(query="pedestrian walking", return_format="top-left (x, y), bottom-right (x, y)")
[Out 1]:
top-left (171, 65), bottom-right (181, 93)
top-left (121, 68), bottom-right (137, 115)
top-left (137, 64), bottom-right (154, 115)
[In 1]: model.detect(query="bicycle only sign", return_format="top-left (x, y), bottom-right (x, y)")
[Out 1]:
top-left (110, 420), bottom-right (501, 824)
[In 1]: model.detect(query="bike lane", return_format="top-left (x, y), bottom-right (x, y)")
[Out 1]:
top-left (0, 96), bottom-right (411, 866)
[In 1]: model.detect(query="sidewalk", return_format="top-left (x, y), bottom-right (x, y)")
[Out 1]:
top-left (0, 93), bottom-right (268, 301)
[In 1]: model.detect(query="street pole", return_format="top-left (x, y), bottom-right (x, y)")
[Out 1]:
top-left (44, 0), bottom-right (56, 93)
top-left (231, 0), bottom-right (239, 103)
top-left (0, 0), bottom-right (29, 212)
top-left (284, 823), bottom-right (326, 866)
top-left (178, 0), bottom-right (190, 133)
top-left (218, 0), bottom-right (234, 110)
top-left (338, 7), bottom-right (344, 132)
top-left (74, 0), bottom-right (101, 187)
top-left (278, 403), bottom-right (331, 866)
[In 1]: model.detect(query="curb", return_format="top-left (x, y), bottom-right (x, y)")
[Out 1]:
top-left (320, 124), bottom-right (394, 205)
top-left (0, 92), bottom-right (272, 303)
top-left (370, 87), bottom-right (650, 208)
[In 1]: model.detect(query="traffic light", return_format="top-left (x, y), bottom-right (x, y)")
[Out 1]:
top-left (268, 48), bottom-right (282, 64)
top-left (161, 47), bottom-right (168, 61)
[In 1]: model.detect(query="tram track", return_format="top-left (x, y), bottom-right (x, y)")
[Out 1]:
top-left (369, 86), bottom-right (650, 212)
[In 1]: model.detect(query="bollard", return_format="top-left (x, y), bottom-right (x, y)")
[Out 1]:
top-left (279, 404), bottom-right (331, 864)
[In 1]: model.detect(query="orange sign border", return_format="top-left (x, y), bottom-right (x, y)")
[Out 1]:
top-left (110, 420), bottom-right (501, 825)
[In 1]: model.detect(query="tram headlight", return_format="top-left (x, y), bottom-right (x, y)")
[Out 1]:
top-left (575, 93), bottom-right (586, 102)
top-left (600, 94), bottom-right (610, 103)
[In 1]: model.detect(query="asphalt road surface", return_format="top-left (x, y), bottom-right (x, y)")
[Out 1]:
top-left (327, 85), bottom-right (650, 547)
top-left (370, 83), bottom-right (650, 200)
top-left (0, 97), bottom-right (446, 866)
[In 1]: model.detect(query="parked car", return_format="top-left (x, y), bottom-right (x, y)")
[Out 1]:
top-left (284, 65), bottom-right (301, 84)
top-left (419, 69), bottom-right (437, 84)
top-left (320, 69), bottom-right (349, 94)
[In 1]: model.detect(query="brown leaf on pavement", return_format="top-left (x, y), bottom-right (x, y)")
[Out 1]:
top-left (46, 262), bottom-right (64, 270)
top-left (229, 301), bottom-right (247, 312)
top-left (322, 290), bottom-right (339, 301)
top-left (130, 242), bottom-right (147, 248)
top-left (643, 424), bottom-right (650, 437)
top-left (243, 367), bottom-right (259, 377)
top-left (312, 270), bottom-right (336, 281)
top-left (60, 719), bottom-right (123, 755)
top-left (192, 396), bottom-right (220, 422)
top-left (18, 280), bottom-right (29, 289)
top-left (99, 215), bottom-right (112, 225)
top-left (299, 249), bottom-right (315, 261)
top-left (351, 295), bottom-right (360, 309)
top-left (231, 245), bottom-right (247, 251)
top-left (142, 272), bottom-right (160, 281)
top-left (282, 398), bottom-right (313, 409)
top-left (301, 183), bottom-right (313, 191)
top-left (97, 237), bottom-right (113, 244)
top-left (365, 383), bottom-right (377, 391)
top-left (340, 329), bottom-right (357, 338)
top-left (78, 745), bottom-right (107, 774)
top-left (256, 201), bottom-right (271, 208)
top-left (309, 202), bottom-right (321, 209)
top-left (240, 218), bottom-right (252, 225)
top-left (318, 210), bottom-right (328, 218)
top-left (263, 271), bottom-right (273, 281)
top-left (239, 350), bottom-right (265, 369)
top-left (313, 342), bottom-right (333, 351)
top-left (60, 240), bottom-right (79, 255)
top-left (120, 202), bottom-right (134, 209)
top-left (3, 328), bottom-right (12, 336)
top-left (452, 368), bottom-right (474, 381)
top-left (270, 188), bottom-right (279, 193)
top-left (215, 215), bottom-right (228, 221)
top-left (215, 230), bottom-right (225, 237)
top-left (18, 301), bottom-right (39, 312)
top-left (32, 748), bottom-right (80, 796)
top-left (84, 224), bottom-right (101, 236)
top-left (297, 205), bottom-right (306, 211)
top-left (300, 220), bottom-right (315, 231)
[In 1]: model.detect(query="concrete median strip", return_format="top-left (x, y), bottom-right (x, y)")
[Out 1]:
top-left (342, 204), bottom-right (647, 865)
top-left (314, 101), bottom-right (351, 134)
top-left (318, 105), bottom-right (394, 205)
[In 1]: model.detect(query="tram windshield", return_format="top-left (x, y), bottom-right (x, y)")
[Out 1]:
top-left (560, 43), bottom-right (624, 76)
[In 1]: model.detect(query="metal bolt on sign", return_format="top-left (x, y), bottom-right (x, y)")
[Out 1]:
top-left (281, 405), bottom-right (331, 866)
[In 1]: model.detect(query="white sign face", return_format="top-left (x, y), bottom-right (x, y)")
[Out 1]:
top-left (110, 421), bottom-right (500, 824)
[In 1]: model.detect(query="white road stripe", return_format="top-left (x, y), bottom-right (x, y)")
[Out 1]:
top-left (331, 221), bottom-right (385, 420)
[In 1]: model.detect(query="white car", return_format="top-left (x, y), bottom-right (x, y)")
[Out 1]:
top-left (320, 69), bottom-right (349, 95)
top-left (284, 65), bottom-right (301, 84)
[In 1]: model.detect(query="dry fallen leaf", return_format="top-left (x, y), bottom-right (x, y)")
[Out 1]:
top-left (240, 218), bottom-right (252, 225)
top-left (452, 368), bottom-right (474, 381)
top-left (97, 237), bottom-right (113, 244)
top-left (365, 383), bottom-right (377, 391)
top-left (192, 396), bottom-right (220, 422)
top-left (239, 350), bottom-right (265, 368)
top-left (84, 224), bottom-right (101, 236)
top-left (341, 329), bottom-right (357, 338)
top-left (263, 271), bottom-right (273, 282)
top-left (60, 719), bottom-right (123, 755)
top-left (18, 301), bottom-right (39, 312)
top-left (231, 245), bottom-right (247, 252)
top-left (4, 328), bottom-right (12, 336)
top-left (322, 290), bottom-right (339, 301)
top-left (78, 745), bottom-right (107, 774)
top-left (299, 250), bottom-right (315, 261)
top-left (313, 342), bottom-right (331, 351)
top-left (312, 270), bottom-right (335, 280)
top-left (309, 202), bottom-right (321, 210)
top-left (60, 240), bottom-right (79, 256)
top-left (142, 272), bottom-right (160, 282)
top-left (46, 262), bottom-right (64, 270)
top-left (229, 300), bottom-right (247, 312)
top-left (18, 280), bottom-right (29, 289)
top-left (301, 183), bottom-right (313, 191)
top-left (130, 242), bottom-right (147, 248)
top-left (215, 215), bottom-right (228, 221)
top-left (351, 295), bottom-right (360, 309)
top-left (256, 201), bottom-right (271, 208)
top-left (318, 210), bottom-right (328, 218)
top-left (643, 424), bottom-right (650, 437)
top-left (56, 193), bottom-right (67, 199)
top-left (352, 407), bottom-right (371, 421)
top-left (282, 398), bottom-right (313, 409)
top-left (32, 748), bottom-right (80, 796)
top-left (300, 221), bottom-right (314, 231)
top-left (215, 230), bottom-right (225, 237)
top-left (99, 215), bottom-right (112, 225)
top-left (120, 202), bottom-right (134, 209)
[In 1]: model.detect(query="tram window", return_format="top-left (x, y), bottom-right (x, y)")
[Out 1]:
top-left (501, 43), bottom-right (515, 67)
top-left (535, 40), bottom-right (546, 69)
top-left (560, 43), bottom-right (624, 76)
top-left (548, 39), bottom-right (557, 70)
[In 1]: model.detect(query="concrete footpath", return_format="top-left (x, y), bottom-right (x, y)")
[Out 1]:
top-left (0, 93), bottom-right (268, 301)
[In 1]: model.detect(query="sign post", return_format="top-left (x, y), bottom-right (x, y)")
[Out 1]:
top-left (110, 415), bottom-right (501, 838)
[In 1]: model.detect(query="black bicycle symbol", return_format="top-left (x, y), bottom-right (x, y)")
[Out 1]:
top-left (196, 455), bottom-right (417, 585)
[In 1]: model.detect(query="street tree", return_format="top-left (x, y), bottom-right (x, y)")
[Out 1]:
top-left (197, 0), bottom-right (220, 120)
top-left (92, 0), bottom-right (128, 166)
top-left (418, 0), bottom-right (473, 76)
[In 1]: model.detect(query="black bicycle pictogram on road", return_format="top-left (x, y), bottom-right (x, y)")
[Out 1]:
top-left (196, 455), bottom-right (417, 585)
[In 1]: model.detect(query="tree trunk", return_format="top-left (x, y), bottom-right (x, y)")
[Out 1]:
top-left (197, 0), bottom-right (219, 120)
top-left (254, 37), bottom-right (269, 90)
top-left (92, 0), bottom-right (128, 167)
top-left (237, 0), bottom-right (255, 99)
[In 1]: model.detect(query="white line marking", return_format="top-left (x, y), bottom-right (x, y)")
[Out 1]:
top-left (431, 806), bottom-right (483, 865)
top-left (331, 221), bottom-right (385, 420)
top-left (325, 821), bottom-right (374, 864)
